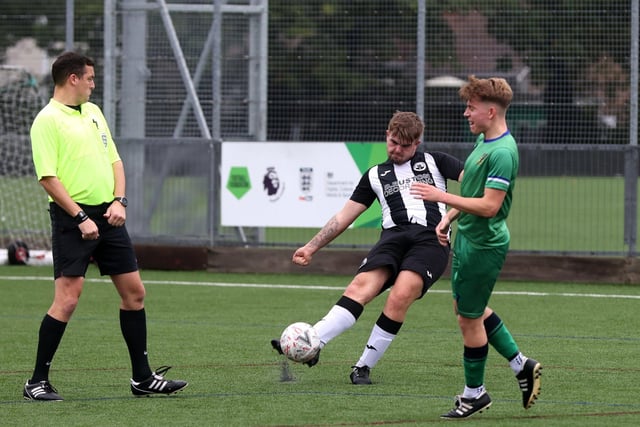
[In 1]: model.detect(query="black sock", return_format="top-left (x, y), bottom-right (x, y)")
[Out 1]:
top-left (335, 295), bottom-right (364, 319)
top-left (376, 312), bottom-right (403, 335)
top-left (120, 308), bottom-right (152, 381)
top-left (30, 314), bottom-right (67, 383)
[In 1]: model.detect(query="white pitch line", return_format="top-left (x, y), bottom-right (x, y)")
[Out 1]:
top-left (2, 275), bottom-right (640, 299)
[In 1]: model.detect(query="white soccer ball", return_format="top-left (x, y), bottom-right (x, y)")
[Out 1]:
top-left (280, 322), bottom-right (321, 363)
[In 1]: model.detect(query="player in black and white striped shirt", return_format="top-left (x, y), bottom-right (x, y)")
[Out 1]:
top-left (271, 111), bottom-right (463, 384)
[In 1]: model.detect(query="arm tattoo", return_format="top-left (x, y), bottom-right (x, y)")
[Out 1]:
top-left (308, 216), bottom-right (340, 250)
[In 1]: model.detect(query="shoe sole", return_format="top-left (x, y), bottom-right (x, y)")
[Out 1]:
top-left (440, 401), bottom-right (492, 419)
top-left (23, 395), bottom-right (63, 401)
top-left (350, 376), bottom-right (372, 385)
top-left (469, 400), bottom-right (492, 418)
top-left (132, 383), bottom-right (189, 397)
top-left (524, 363), bottom-right (542, 409)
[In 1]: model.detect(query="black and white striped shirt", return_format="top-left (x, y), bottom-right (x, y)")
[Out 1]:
top-left (350, 151), bottom-right (463, 231)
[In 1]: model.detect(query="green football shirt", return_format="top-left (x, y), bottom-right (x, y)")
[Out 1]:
top-left (31, 99), bottom-right (121, 205)
top-left (457, 131), bottom-right (519, 248)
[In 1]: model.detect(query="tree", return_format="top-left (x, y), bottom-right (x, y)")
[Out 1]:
top-left (268, 0), bottom-right (457, 140)
top-left (463, 0), bottom-right (630, 143)
top-left (0, 1), bottom-right (103, 56)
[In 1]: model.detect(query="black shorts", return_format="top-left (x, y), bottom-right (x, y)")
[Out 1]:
top-left (357, 224), bottom-right (450, 298)
top-left (49, 202), bottom-right (138, 279)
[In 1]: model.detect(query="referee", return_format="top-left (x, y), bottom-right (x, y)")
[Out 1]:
top-left (24, 52), bottom-right (188, 401)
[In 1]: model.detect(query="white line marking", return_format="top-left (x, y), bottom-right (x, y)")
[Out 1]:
top-left (1, 275), bottom-right (639, 299)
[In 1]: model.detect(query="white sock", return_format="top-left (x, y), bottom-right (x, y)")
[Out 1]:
top-left (510, 353), bottom-right (526, 374)
top-left (462, 384), bottom-right (486, 399)
top-left (355, 324), bottom-right (396, 368)
top-left (313, 305), bottom-right (357, 348)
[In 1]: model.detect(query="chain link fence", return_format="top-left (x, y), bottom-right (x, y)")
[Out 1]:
top-left (0, 0), bottom-right (638, 255)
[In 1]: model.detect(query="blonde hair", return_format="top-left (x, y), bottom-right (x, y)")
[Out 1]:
top-left (459, 75), bottom-right (513, 109)
top-left (387, 111), bottom-right (424, 142)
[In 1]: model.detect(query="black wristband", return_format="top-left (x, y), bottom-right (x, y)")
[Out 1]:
top-left (74, 211), bottom-right (89, 224)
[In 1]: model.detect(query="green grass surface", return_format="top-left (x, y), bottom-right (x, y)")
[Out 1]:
top-left (1, 265), bottom-right (639, 426)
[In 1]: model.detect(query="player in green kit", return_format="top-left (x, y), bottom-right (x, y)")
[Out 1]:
top-left (411, 75), bottom-right (541, 419)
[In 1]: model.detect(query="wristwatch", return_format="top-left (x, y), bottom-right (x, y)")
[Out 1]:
top-left (113, 196), bottom-right (128, 207)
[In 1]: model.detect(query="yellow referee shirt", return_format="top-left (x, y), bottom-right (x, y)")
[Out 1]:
top-left (30, 99), bottom-right (121, 205)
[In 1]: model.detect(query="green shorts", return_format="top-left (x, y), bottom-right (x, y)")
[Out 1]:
top-left (451, 232), bottom-right (509, 319)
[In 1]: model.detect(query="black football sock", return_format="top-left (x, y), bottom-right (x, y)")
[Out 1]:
top-left (30, 314), bottom-right (67, 383)
top-left (120, 308), bottom-right (153, 381)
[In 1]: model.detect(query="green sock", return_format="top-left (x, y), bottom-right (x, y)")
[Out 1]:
top-left (463, 344), bottom-right (488, 388)
top-left (485, 312), bottom-right (519, 360)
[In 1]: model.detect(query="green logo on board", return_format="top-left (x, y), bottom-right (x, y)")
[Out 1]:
top-left (227, 166), bottom-right (251, 199)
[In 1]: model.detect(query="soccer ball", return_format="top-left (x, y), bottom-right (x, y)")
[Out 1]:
top-left (280, 322), bottom-right (321, 363)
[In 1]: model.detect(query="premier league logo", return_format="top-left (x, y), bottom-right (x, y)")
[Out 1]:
top-left (263, 167), bottom-right (285, 201)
